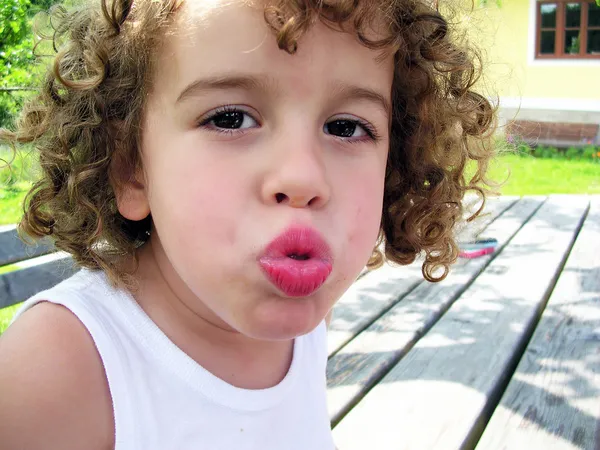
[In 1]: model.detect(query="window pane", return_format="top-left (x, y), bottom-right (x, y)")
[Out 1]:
top-left (540, 3), bottom-right (557, 28)
top-left (588, 30), bottom-right (600, 54)
top-left (589, 2), bottom-right (600, 27)
top-left (565, 3), bottom-right (581, 27)
top-left (541, 30), bottom-right (556, 53)
top-left (564, 30), bottom-right (581, 54)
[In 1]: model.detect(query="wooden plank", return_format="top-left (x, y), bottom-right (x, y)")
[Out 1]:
top-left (476, 196), bottom-right (600, 450)
top-left (0, 255), bottom-right (76, 308)
top-left (327, 196), bottom-right (516, 357)
top-left (456, 195), bottom-right (519, 243)
top-left (326, 196), bottom-right (542, 426)
top-left (0, 226), bottom-right (55, 266)
top-left (332, 195), bottom-right (589, 450)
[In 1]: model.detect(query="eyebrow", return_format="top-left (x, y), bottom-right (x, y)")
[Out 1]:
top-left (329, 82), bottom-right (391, 117)
top-left (176, 74), bottom-right (391, 116)
top-left (176, 75), bottom-right (276, 104)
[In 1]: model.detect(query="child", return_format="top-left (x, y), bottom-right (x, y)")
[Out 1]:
top-left (0, 0), bottom-right (495, 448)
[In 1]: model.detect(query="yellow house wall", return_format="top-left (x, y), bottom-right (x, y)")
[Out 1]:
top-left (461, 0), bottom-right (600, 101)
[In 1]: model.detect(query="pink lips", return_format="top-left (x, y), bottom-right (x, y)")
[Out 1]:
top-left (258, 226), bottom-right (333, 297)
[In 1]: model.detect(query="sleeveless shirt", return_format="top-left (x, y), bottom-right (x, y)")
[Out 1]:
top-left (10, 269), bottom-right (336, 450)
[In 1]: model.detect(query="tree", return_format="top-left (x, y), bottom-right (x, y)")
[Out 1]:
top-left (0, 0), bottom-right (57, 127)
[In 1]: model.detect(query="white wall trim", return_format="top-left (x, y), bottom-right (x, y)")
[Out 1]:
top-left (500, 97), bottom-right (600, 112)
top-left (527, 0), bottom-right (600, 67)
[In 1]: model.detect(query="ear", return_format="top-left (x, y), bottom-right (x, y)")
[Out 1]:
top-left (115, 167), bottom-right (150, 221)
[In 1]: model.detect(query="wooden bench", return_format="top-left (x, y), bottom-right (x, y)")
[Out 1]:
top-left (1, 195), bottom-right (599, 449)
top-left (0, 227), bottom-right (75, 309)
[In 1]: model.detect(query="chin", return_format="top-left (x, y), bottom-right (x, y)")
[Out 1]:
top-left (243, 297), bottom-right (325, 341)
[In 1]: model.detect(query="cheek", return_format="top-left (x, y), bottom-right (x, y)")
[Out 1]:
top-left (340, 166), bottom-right (385, 263)
top-left (348, 187), bottom-right (382, 249)
top-left (145, 149), bottom-right (246, 250)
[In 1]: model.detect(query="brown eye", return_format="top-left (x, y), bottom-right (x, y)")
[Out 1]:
top-left (200, 107), bottom-right (259, 131)
top-left (212, 111), bottom-right (244, 129)
top-left (325, 120), bottom-right (361, 137)
top-left (324, 118), bottom-right (378, 141)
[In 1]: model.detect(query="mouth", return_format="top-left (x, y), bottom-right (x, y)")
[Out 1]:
top-left (258, 226), bottom-right (333, 297)
top-left (288, 253), bottom-right (310, 260)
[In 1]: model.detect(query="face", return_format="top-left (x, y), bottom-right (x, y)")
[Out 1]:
top-left (122, 0), bottom-right (393, 341)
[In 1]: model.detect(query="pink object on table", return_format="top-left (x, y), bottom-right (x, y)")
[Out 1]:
top-left (458, 246), bottom-right (496, 259)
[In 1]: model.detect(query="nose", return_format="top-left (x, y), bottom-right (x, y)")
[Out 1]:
top-left (261, 135), bottom-right (331, 209)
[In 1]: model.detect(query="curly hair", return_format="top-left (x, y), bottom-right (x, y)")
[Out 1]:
top-left (0, 0), bottom-right (497, 285)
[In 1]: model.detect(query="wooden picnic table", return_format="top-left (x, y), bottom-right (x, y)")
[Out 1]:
top-left (1, 194), bottom-right (599, 449)
top-left (327, 194), bottom-right (599, 450)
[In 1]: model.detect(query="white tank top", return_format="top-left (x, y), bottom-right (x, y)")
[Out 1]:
top-left (11, 269), bottom-right (336, 450)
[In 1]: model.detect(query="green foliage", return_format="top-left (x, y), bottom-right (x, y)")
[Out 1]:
top-left (1, 146), bottom-right (39, 185)
top-left (566, 34), bottom-right (581, 54)
top-left (0, 182), bottom-right (29, 223)
top-left (0, 0), bottom-right (60, 127)
top-left (0, 146), bottom-right (39, 225)
top-left (533, 145), bottom-right (546, 158)
top-left (544, 146), bottom-right (560, 159)
top-left (30, 0), bottom-right (58, 11)
top-left (0, 88), bottom-right (31, 128)
top-left (512, 142), bottom-right (600, 162)
top-left (582, 145), bottom-right (598, 160)
top-left (565, 146), bottom-right (580, 160)
top-left (500, 137), bottom-right (600, 164)
top-left (0, 0), bottom-right (37, 88)
top-left (516, 142), bottom-right (531, 156)
top-left (0, 0), bottom-right (30, 48)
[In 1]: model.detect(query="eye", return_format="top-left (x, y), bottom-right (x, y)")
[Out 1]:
top-left (198, 106), bottom-right (259, 132)
top-left (324, 118), bottom-right (378, 141)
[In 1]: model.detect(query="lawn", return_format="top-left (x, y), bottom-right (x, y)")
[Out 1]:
top-left (0, 264), bottom-right (22, 333)
top-left (0, 303), bottom-right (22, 334)
top-left (483, 154), bottom-right (600, 195)
top-left (1, 147), bottom-right (38, 226)
top-left (0, 182), bottom-right (30, 225)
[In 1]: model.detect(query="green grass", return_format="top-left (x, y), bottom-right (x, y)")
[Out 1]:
top-left (0, 147), bottom-right (38, 225)
top-left (0, 264), bottom-right (18, 275)
top-left (0, 149), bottom-right (36, 331)
top-left (484, 154), bottom-right (600, 195)
top-left (0, 265), bottom-right (21, 334)
top-left (0, 183), bottom-right (30, 225)
top-left (0, 303), bottom-right (22, 334)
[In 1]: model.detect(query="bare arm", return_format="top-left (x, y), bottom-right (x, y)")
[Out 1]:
top-left (0, 303), bottom-right (114, 450)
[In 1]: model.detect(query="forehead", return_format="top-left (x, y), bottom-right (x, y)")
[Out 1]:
top-left (153, 0), bottom-right (394, 101)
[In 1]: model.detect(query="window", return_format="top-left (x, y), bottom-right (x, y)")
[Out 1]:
top-left (536, 0), bottom-right (600, 58)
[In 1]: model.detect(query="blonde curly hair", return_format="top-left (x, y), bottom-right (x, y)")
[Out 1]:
top-left (1, 0), bottom-right (497, 285)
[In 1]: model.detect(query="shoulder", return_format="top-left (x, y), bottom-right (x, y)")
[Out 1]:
top-left (0, 302), bottom-right (114, 450)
